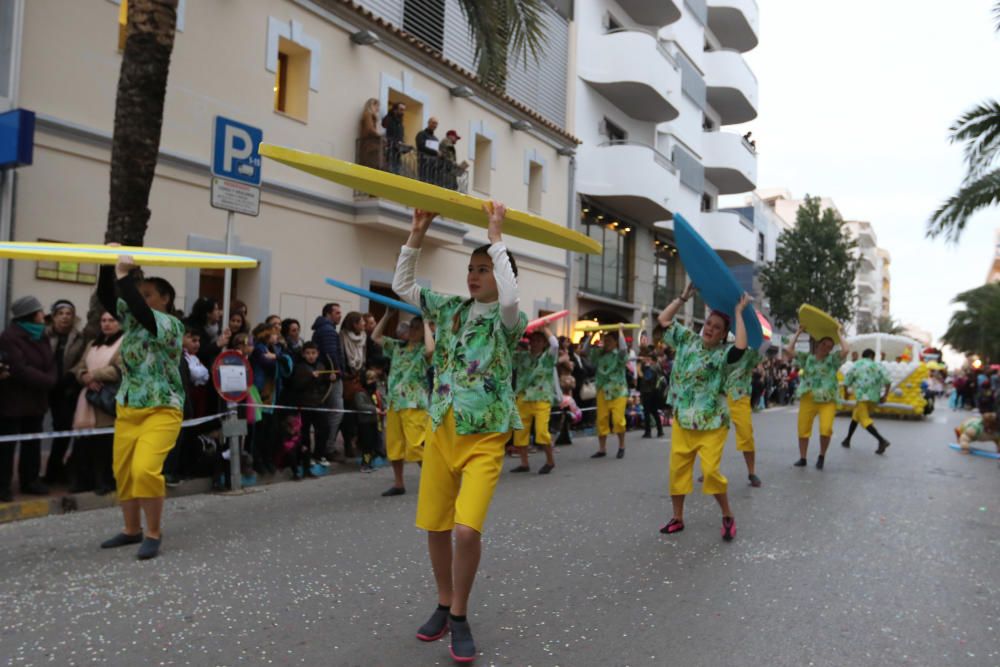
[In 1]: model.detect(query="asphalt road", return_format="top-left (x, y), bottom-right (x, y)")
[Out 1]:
top-left (1, 405), bottom-right (997, 667)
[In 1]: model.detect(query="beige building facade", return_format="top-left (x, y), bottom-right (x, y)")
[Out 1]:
top-left (4, 0), bottom-right (578, 329)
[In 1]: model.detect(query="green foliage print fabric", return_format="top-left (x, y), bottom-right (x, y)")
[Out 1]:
top-left (589, 347), bottom-right (629, 400)
top-left (726, 347), bottom-right (762, 401)
top-left (514, 349), bottom-right (556, 403)
top-left (662, 323), bottom-right (731, 431)
top-left (383, 338), bottom-right (430, 411)
top-left (844, 358), bottom-right (890, 403)
top-left (420, 288), bottom-right (527, 434)
top-left (795, 351), bottom-right (844, 404)
top-left (116, 298), bottom-right (185, 410)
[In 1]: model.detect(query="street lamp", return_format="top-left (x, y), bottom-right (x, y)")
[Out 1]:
top-left (350, 29), bottom-right (380, 45)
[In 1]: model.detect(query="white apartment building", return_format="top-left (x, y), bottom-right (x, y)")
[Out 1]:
top-left (570, 0), bottom-right (759, 330)
top-left (723, 191), bottom-right (791, 312)
top-left (0, 0), bottom-right (579, 328)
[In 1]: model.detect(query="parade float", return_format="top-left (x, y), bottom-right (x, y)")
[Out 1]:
top-left (838, 333), bottom-right (930, 419)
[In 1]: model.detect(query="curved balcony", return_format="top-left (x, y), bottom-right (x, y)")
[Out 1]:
top-left (579, 30), bottom-right (681, 122)
top-left (707, 0), bottom-right (759, 52)
top-left (857, 276), bottom-right (878, 295)
top-left (859, 253), bottom-right (877, 272)
top-left (856, 227), bottom-right (877, 248)
top-left (655, 210), bottom-right (755, 265)
top-left (702, 131), bottom-right (757, 194)
top-left (703, 49), bottom-right (758, 125)
top-left (619, 0), bottom-right (682, 26)
top-left (577, 141), bottom-right (678, 224)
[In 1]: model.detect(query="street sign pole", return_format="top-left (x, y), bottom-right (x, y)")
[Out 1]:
top-left (222, 210), bottom-right (240, 491)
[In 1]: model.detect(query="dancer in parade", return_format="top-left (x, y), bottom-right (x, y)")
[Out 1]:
top-left (584, 323), bottom-right (629, 459)
top-left (954, 412), bottom-right (1000, 454)
top-left (372, 310), bottom-right (434, 496)
top-left (511, 327), bottom-right (559, 474)
top-left (656, 284), bottom-right (750, 541)
top-left (726, 344), bottom-right (763, 487)
top-left (96, 250), bottom-right (185, 560)
top-left (784, 323), bottom-right (850, 469)
top-left (392, 202), bottom-right (526, 663)
top-left (841, 348), bottom-right (892, 454)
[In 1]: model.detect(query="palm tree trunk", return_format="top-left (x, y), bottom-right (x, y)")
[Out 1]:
top-left (105, 0), bottom-right (178, 245)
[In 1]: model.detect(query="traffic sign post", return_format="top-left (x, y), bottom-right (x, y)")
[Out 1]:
top-left (212, 350), bottom-right (254, 492)
top-left (211, 116), bottom-right (262, 491)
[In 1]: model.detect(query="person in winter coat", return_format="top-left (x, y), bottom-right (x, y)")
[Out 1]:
top-left (43, 299), bottom-right (86, 484)
top-left (285, 341), bottom-right (334, 478)
top-left (312, 303), bottom-right (345, 461)
top-left (70, 309), bottom-right (123, 495)
top-left (0, 296), bottom-right (58, 500)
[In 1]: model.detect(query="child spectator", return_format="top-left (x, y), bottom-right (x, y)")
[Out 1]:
top-left (354, 368), bottom-right (386, 472)
top-left (286, 341), bottom-right (333, 477)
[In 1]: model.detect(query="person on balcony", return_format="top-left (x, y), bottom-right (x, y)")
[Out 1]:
top-left (381, 102), bottom-right (407, 174)
top-left (439, 130), bottom-right (468, 191)
top-left (415, 117), bottom-right (441, 185)
top-left (359, 98), bottom-right (383, 170)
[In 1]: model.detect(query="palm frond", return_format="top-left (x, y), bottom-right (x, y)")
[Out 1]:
top-left (948, 99), bottom-right (1000, 178)
top-left (927, 167), bottom-right (1000, 241)
top-left (456, 0), bottom-right (545, 85)
top-left (994, 0), bottom-right (1000, 31)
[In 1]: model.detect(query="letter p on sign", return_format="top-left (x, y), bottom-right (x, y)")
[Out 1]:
top-left (212, 116), bottom-right (263, 186)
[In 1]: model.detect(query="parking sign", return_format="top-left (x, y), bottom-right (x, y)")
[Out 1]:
top-left (212, 116), bottom-right (262, 185)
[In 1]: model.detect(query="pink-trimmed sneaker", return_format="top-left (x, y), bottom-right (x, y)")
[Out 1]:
top-left (416, 607), bottom-right (450, 642)
top-left (659, 518), bottom-right (684, 534)
top-left (721, 516), bottom-right (736, 541)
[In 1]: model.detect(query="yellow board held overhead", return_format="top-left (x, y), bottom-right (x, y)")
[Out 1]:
top-left (259, 144), bottom-right (602, 255)
top-left (798, 304), bottom-right (841, 344)
top-left (574, 322), bottom-right (641, 333)
top-left (0, 242), bottom-right (259, 269)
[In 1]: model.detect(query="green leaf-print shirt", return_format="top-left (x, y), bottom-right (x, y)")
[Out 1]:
top-left (795, 351), bottom-right (844, 404)
top-left (514, 349), bottom-right (556, 403)
top-left (421, 288), bottom-right (527, 435)
top-left (844, 358), bottom-right (890, 403)
top-left (116, 298), bottom-right (185, 410)
top-left (383, 338), bottom-right (430, 411)
top-left (663, 323), bottom-right (731, 431)
top-left (726, 348), bottom-right (762, 401)
top-left (589, 347), bottom-right (629, 400)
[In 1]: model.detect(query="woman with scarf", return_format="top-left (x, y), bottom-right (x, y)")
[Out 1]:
top-left (339, 311), bottom-right (369, 462)
top-left (69, 309), bottom-right (123, 494)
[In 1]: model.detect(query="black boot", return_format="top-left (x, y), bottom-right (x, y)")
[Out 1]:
top-left (842, 420), bottom-right (859, 447)
top-left (867, 425), bottom-right (890, 454)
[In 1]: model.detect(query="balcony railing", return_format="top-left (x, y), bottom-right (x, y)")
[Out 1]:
top-left (598, 140), bottom-right (678, 173)
top-left (355, 137), bottom-right (469, 193)
top-left (605, 27), bottom-right (679, 70)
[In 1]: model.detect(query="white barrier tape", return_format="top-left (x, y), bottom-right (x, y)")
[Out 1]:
top-left (0, 412), bottom-right (233, 444)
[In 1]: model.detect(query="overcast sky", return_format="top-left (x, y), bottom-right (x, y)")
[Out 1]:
top-left (729, 0), bottom-right (1000, 343)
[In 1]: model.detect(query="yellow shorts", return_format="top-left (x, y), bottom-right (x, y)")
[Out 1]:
top-left (415, 408), bottom-right (509, 534)
top-left (797, 392), bottom-right (836, 439)
top-left (514, 399), bottom-right (552, 447)
top-left (727, 395), bottom-right (755, 452)
top-left (597, 393), bottom-right (627, 436)
top-left (669, 421), bottom-right (729, 496)
top-left (113, 406), bottom-right (183, 501)
top-left (385, 408), bottom-right (428, 462)
top-left (851, 401), bottom-right (875, 429)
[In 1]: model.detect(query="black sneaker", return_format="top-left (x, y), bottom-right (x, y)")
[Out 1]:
top-left (538, 463), bottom-right (554, 475)
top-left (164, 474), bottom-right (181, 488)
top-left (382, 486), bottom-right (406, 497)
top-left (815, 456), bottom-right (825, 470)
top-left (136, 536), bottom-right (161, 560)
top-left (21, 480), bottom-right (49, 495)
top-left (590, 451), bottom-right (607, 459)
top-left (876, 440), bottom-right (891, 455)
top-left (616, 448), bottom-right (625, 459)
top-left (510, 465), bottom-right (530, 473)
top-left (793, 458), bottom-right (807, 467)
top-left (641, 432), bottom-right (652, 439)
top-left (416, 606), bottom-right (450, 642)
top-left (101, 532), bottom-right (143, 549)
top-left (449, 617), bottom-right (477, 663)
top-left (748, 474), bottom-right (762, 488)
top-left (841, 439), bottom-right (851, 448)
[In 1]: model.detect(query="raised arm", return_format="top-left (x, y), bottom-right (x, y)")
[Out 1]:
top-left (97, 265), bottom-right (118, 320)
top-left (837, 324), bottom-right (850, 359)
top-left (726, 294), bottom-right (750, 363)
top-left (392, 209), bottom-right (438, 306)
top-left (617, 323), bottom-right (627, 353)
top-left (657, 283), bottom-right (696, 329)
top-left (115, 253), bottom-right (157, 335)
top-left (784, 325), bottom-right (804, 361)
top-left (484, 201), bottom-right (520, 329)
top-left (545, 328), bottom-right (559, 359)
top-left (371, 309), bottom-right (392, 345)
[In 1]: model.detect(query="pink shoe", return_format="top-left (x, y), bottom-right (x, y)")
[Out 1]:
top-left (721, 516), bottom-right (736, 541)
top-left (659, 518), bottom-right (684, 534)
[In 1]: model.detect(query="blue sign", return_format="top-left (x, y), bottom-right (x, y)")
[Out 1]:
top-left (0, 109), bottom-right (34, 168)
top-left (211, 116), bottom-right (262, 185)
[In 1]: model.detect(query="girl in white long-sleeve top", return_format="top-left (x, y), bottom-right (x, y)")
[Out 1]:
top-left (392, 202), bottom-right (526, 663)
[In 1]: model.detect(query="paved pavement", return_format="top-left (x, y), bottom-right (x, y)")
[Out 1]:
top-left (1, 406), bottom-right (998, 667)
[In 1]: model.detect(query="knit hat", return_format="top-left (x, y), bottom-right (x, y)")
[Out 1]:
top-left (50, 299), bottom-right (75, 315)
top-left (10, 295), bottom-right (44, 320)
